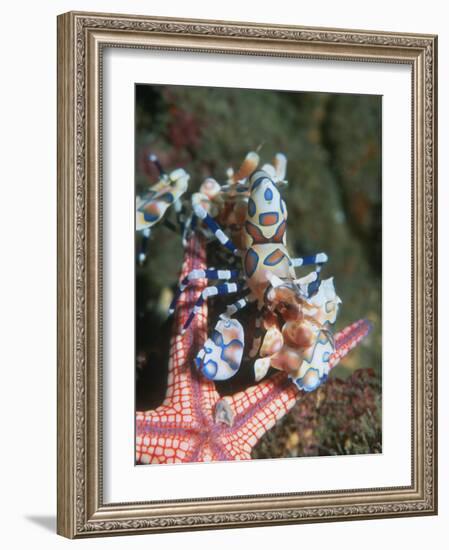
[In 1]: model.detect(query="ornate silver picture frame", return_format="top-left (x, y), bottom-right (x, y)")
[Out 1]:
top-left (57, 11), bottom-right (437, 538)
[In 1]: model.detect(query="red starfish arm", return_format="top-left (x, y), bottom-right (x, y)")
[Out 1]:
top-left (162, 236), bottom-right (220, 416)
top-left (215, 372), bottom-right (298, 458)
top-left (329, 318), bottom-right (372, 368)
top-left (136, 410), bottom-right (201, 464)
top-left (136, 236), bottom-right (222, 465)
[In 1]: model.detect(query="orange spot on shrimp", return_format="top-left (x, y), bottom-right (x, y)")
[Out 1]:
top-left (271, 220), bottom-right (286, 243)
top-left (245, 221), bottom-right (267, 244)
top-left (259, 212), bottom-right (279, 226)
top-left (263, 248), bottom-right (287, 267)
top-left (245, 248), bottom-right (259, 277)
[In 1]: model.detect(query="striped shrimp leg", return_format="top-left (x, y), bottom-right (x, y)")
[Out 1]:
top-left (221, 294), bottom-right (255, 318)
top-left (291, 252), bottom-right (328, 297)
top-left (291, 252), bottom-right (328, 268)
top-left (181, 282), bottom-right (247, 334)
top-left (137, 227), bottom-right (151, 266)
top-left (192, 201), bottom-right (240, 256)
top-left (169, 268), bottom-right (241, 315)
top-left (148, 153), bottom-right (166, 177)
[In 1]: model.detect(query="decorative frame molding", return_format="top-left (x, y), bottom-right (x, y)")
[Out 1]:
top-left (57, 11), bottom-right (437, 538)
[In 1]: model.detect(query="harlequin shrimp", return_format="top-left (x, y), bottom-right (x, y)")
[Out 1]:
top-left (168, 152), bottom-right (368, 391)
top-left (189, 151), bottom-right (288, 251)
top-left (136, 154), bottom-right (189, 264)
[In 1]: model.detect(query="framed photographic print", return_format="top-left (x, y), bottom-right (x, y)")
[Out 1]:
top-left (57, 11), bottom-right (437, 538)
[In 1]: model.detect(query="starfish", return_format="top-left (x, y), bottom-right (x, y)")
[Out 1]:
top-left (136, 236), bottom-right (371, 464)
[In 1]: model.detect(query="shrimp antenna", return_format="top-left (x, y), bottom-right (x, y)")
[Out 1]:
top-left (148, 153), bottom-right (166, 177)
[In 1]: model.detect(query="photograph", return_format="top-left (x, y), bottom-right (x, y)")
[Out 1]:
top-left (54, 9), bottom-right (437, 538)
top-left (0, 0), bottom-right (442, 543)
top-left (134, 84), bottom-right (382, 465)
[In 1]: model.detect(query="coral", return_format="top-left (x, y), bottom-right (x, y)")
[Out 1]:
top-left (253, 368), bottom-right (381, 459)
